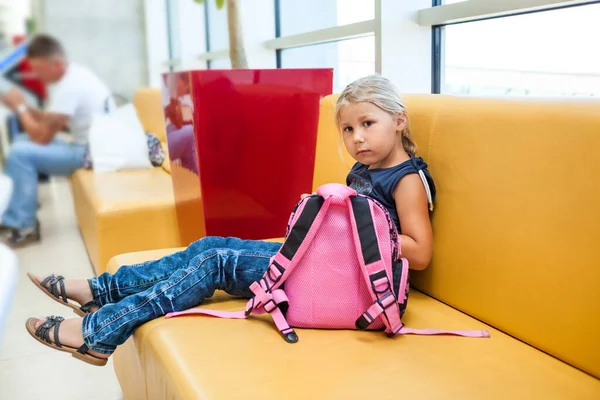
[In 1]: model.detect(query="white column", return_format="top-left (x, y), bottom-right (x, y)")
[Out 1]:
top-left (143, 0), bottom-right (170, 87)
top-left (376, 0), bottom-right (433, 93)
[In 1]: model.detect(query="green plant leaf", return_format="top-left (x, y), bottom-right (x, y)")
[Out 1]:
top-left (194, 0), bottom-right (224, 8)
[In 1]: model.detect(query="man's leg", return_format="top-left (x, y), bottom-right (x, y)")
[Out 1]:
top-left (1, 138), bottom-right (85, 244)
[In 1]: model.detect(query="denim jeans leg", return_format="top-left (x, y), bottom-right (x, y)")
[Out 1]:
top-left (90, 237), bottom-right (282, 306)
top-left (1, 138), bottom-right (85, 229)
top-left (82, 241), bottom-right (280, 354)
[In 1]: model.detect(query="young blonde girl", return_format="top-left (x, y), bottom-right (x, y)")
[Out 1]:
top-left (25, 75), bottom-right (436, 366)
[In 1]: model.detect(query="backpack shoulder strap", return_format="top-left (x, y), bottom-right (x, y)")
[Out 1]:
top-left (346, 195), bottom-right (404, 335)
top-left (346, 196), bottom-right (490, 339)
top-left (262, 183), bottom-right (362, 291)
top-left (261, 194), bottom-right (329, 292)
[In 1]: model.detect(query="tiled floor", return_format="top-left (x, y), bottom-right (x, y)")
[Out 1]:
top-left (0, 178), bottom-right (123, 400)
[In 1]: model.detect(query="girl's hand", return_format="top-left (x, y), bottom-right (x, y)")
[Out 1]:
top-left (300, 193), bottom-right (316, 199)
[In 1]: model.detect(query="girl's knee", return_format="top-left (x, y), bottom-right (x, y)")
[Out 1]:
top-left (189, 236), bottom-right (226, 251)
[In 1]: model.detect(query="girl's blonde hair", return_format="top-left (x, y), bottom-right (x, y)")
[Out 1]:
top-left (334, 75), bottom-right (417, 157)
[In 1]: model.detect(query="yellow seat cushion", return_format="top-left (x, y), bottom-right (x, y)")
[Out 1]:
top-left (108, 250), bottom-right (600, 400)
top-left (71, 169), bottom-right (181, 274)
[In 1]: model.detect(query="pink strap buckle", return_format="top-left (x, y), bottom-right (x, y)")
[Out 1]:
top-left (356, 291), bottom-right (397, 330)
top-left (247, 283), bottom-right (298, 343)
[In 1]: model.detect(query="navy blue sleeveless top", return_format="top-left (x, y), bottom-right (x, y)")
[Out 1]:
top-left (346, 157), bottom-right (436, 233)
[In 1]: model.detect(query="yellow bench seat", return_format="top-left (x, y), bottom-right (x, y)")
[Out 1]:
top-left (108, 249), bottom-right (600, 400)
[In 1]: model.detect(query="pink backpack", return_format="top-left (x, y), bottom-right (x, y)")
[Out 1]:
top-left (167, 183), bottom-right (490, 343)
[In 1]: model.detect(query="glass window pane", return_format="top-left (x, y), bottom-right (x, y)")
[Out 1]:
top-left (279, 0), bottom-right (374, 36)
top-left (442, 4), bottom-right (600, 97)
top-left (210, 57), bottom-right (232, 69)
top-left (281, 36), bottom-right (375, 92)
top-left (208, 0), bottom-right (228, 50)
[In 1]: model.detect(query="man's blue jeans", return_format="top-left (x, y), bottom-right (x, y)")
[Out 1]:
top-left (83, 237), bottom-right (282, 354)
top-left (1, 136), bottom-right (86, 229)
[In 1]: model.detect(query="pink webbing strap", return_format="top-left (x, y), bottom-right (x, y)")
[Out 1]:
top-left (166, 307), bottom-right (247, 319)
top-left (355, 291), bottom-right (397, 329)
top-left (398, 327), bottom-right (491, 338)
top-left (346, 196), bottom-right (403, 334)
top-left (396, 256), bottom-right (409, 304)
top-left (166, 285), bottom-right (299, 342)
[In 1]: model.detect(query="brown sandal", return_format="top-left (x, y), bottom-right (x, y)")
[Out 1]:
top-left (27, 273), bottom-right (98, 317)
top-left (25, 316), bottom-right (108, 367)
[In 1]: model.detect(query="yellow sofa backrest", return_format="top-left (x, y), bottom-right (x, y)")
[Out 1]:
top-left (314, 94), bottom-right (600, 378)
top-left (133, 88), bottom-right (167, 143)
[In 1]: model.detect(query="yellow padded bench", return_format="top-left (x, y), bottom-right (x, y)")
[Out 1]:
top-left (107, 252), bottom-right (599, 400)
top-left (108, 95), bottom-right (600, 398)
top-left (71, 89), bottom-right (181, 274)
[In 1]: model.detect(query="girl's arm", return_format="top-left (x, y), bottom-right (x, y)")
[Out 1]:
top-left (393, 173), bottom-right (433, 270)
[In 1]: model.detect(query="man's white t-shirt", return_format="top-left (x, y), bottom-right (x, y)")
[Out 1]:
top-left (46, 63), bottom-right (113, 145)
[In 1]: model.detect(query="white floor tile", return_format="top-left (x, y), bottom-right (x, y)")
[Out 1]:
top-left (1, 178), bottom-right (123, 399)
top-left (0, 353), bottom-right (122, 400)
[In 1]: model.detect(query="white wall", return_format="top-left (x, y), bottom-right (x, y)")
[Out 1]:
top-left (35, 0), bottom-right (148, 99)
top-left (0, 0), bottom-right (30, 40)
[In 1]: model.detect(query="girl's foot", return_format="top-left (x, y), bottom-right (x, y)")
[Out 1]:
top-left (25, 316), bottom-right (109, 366)
top-left (28, 273), bottom-right (100, 315)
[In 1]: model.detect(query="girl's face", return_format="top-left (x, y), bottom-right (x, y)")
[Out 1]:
top-left (338, 102), bottom-right (406, 169)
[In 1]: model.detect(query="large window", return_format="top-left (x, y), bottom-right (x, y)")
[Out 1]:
top-left (207, 0), bottom-right (228, 51)
top-left (279, 0), bottom-right (374, 36)
top-left (276, 0), bottom-right (376, 91)
top-left (166, 0), bottom-right (208, 71)
top-left (281, 36), bottom-right (375, 92)
top-left (441, 3), bottom-right (600, 97)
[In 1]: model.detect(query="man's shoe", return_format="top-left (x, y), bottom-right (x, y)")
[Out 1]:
top-left (3, 221), bottom-right (41, 249)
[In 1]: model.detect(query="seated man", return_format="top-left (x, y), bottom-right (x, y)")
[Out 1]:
top-left (0, 34), bottom-right (113, 247)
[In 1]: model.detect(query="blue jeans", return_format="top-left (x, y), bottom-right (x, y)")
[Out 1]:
top-left (1, 136), bottom-right (86, 229)
top-left (82, 237), bottom-right (282, 355)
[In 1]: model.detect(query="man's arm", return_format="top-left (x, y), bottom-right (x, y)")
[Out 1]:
top-left (16, 107), bottom-right (69, 144)
top-left (24, 106), bottom-right (45, 122)
top-left (2, 88), bottom-right (69, 144)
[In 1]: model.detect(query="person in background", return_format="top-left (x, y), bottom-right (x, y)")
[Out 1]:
top-left (0, 34), bottom-right (113, 248)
